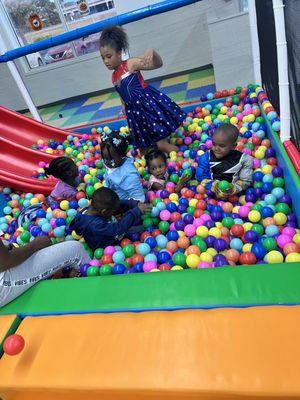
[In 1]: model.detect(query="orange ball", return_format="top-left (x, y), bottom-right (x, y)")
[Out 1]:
top-left (185, 245), bottom-right (200, 256)
top-left (283, 243), bottom-right (299, 255)
top-left (222, 202), bottom-right (233, 213)
top-left (166, 241), bottom-right (178, 253)
top-left (196, 185), bottom-right (206, 194)
top-left (225, 249), bottom-right (240, 263)
top-left (177, 236), bottom-right (190, 249)
top-left (10, 200), bottom-right (19, 208)
top-left (263, 217), bottom-right (275, 228)
top-left (220, 227), bottom-right (230, 237)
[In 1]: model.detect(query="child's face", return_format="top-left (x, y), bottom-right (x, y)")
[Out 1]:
top-left (212, 132), bottom-right (235, 159)
top-left (100, 46), bottom-right (122, 70)
top-left (149, 157), bottom-right (167, 179)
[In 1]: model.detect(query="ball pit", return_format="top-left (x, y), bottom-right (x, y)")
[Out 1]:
top-left (1, 85), bottom-right (300, 278)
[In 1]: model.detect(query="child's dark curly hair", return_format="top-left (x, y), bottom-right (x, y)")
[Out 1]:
top-left (99, 25), bottom-right (129, 52)
top-left (44, 157), bottom-right (78, 184)
top-left (144, 147), bottom-right (167, 170)
top-left (100, 131), bottom-right (130, 160)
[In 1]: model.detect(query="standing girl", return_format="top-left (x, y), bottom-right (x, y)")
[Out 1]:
top-left (99, 25), bottom-right (186, 153)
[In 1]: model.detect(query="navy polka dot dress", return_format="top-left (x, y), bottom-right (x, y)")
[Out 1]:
top-left (112, 61), bottom-right (186, 149)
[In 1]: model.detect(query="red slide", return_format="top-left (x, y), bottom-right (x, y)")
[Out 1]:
top-left (0, 106), bottom-right (82, 194)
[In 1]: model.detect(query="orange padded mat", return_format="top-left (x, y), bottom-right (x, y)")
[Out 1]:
top-left (0, 315), bottom-right (17, 343)
top-left (0, 307), bottom-right (300, 399)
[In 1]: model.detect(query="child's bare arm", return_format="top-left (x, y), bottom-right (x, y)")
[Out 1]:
top-left (127, 49), bottom-right (163, 72)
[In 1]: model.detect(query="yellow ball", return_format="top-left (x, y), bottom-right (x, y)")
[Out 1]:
top-left (230, 117), bottom-right (238, 125)
top-left (220, 106), bottom-right (227, 114)
top-left (46, 148), bottom-right (53, 154)
top-left (254, 150), bottom-right (265, 160)
top-left (150, 268), bottom-right (160, 273)
top-left (248, 210), bottom-right (261, 223)
top-left (239, 195), bottom-right (246, 205)
top-left (84, 174), bottom-right (91, 183)
top-left (77, 153), bottom-right (84, 161)
top-left (72, 231), bottom-right (82, 240)
top-left (186, 254), bottom-right (201, 269)
top-left (248, 114), bottom-right (255, 122)
top-left (262, 165), bottom-right (273, 175)
top-left (266, 250), bottom-right (284, 264)
top-left (273, 212), bottom-right (287, 226)
top-left (232, 206), bottom-right (240, 214)
top-left (120, 126), bottom-right (127, 134)
top-left (30, 197), bottom-right (39, 205)
top-left (177, 230), bottom-right (185, 237)
top-left (209, 227), bottom-right (221, 238)
top-left (293, 234), bottom-right (300, 244)
top-left (60, 200), bottom-right (69, 210)
top-left (285, 253), bottom-right (300, 263)
top-left (171, 265), bottom-right (184, 271)
top-left (196, 226), bottom-right (209, 238)
top-left (169, 151), bottom-right (177, 159)
top-left (94, 182), bottom-right (102, 190)
top-left (243, 222), bottom-right (253, 232)
top-left (240, 126), bottom-right (247, 134)
top-left (89, 168), bottom-right (97, 176)
top-left (169, 193), bottom-right (179, 202)
top-left (65, 147), bottom-right (72, 155)
top-left (204, 116), bottom-right (212, 123)
top-left (189, 199), bottom-right (198, 207)
top-left (206, 248), bottom-right (217, 257)
top-left (243, 243), bottom-right (252, 252)
top-left (200, 252), bottom-right (213, 262)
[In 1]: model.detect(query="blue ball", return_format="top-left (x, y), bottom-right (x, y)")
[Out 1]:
top-left (252, 243), bottom-right (266, 260)
top-left (156, 234), bottom-right (168, 249)
top-left (56, 218), bottom-right (66, 227)
top-left (112, 264), bottom-right (126, 274)
top-left (265, 225), bottom-right (279, 237)
top-left (132, 262), bottom-right (144, 273)
top-left (262, 182), bottom-right (273, 194)
top-left (157, 251), bottom-right (171, 264)
top-left (253, 171), bottom-right (264, 182)
top-left (167, 230), bottom-right (179, 241)
top-left (166, 202), bottom-right (177, 213)
top-left (261, 206), bottom-right (274, 218)
top-left (137, 243), bottom-right (151, 256)
top-left (144, 254), bottom-right (157, 262)
top-left (230, 238), bottom-right (243, 251)
top-left (113, 250), bottom-right (125, 263)
top-left (145, 236), bottom-right (157, 249)
top-left (264, 194), bottom-right (277, 205)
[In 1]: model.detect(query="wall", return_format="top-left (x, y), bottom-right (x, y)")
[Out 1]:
top-left (0, 0), bottom-right (253, 111)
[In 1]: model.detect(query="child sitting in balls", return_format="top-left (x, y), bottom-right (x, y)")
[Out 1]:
top-left (45, 156), bottom-right (80, 205)
top-left (196, 124), bottom-right (253, 199)
top-left (17, 157), bottom-right (80, 228)
top-left (101, 131), bottom-right (145, 202)
top-left (69, 187), bottom-right (151, 250)
top-left (145, 147), bottom-right (190, 193)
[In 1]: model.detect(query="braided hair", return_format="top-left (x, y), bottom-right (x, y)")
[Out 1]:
top-left (99, 25), bottom-right (129, 53)
top-left (44, 157), bottom-right (78, 185)
top-left (100, 131), bottom-right (130, 168)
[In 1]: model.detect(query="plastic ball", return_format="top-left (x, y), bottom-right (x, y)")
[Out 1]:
top-left (285, 253), bottom-right (300, 263)
top-left (137, 243), bottom-right (151, 256)
top-left (3, 334), bottom-right (25, 356)
top-left (186, 254), bottom-right (201, 269)
top-left (265, 250), bottom-right (284, 264)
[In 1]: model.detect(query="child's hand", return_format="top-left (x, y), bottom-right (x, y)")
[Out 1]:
top-left (138, 202), bottom-right (153, 214)
top-left (175, 174), bottom-right (190, 193)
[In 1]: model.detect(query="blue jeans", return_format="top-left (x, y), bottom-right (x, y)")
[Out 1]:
top-left (0, 241), bottom-right (91, 308)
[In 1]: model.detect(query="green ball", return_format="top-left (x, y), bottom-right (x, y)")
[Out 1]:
top-left (263, 237), bottom-right (277, 251)
top-left (218, 180), bottom-right (230, 192)
top-left (94, 248), bottom-right (104, 259)
top-left (66, 216), bottom-right (74, 224)
top-left (170, 173), bottom-right (179, 184)
top-left (13, 211), bottom-right (20, 218)
top-left (143, 217), bottom-right (153, 228)
top-left (90, 177), bottom-right (99, 185)
top-left (96, 160), bottom-right (103, 168)
top-left (173, 253), bottom-right (186, 267)
top-left (222, 217), bottom-right (234, 229)
top-left (152, 217), bottom-right (159, 226)
top-left (253, 181), bottom-right (263, 188)
top-left (123, 244), bottom-right (135, 258)
top-left (100, 265), bottom-right (112, 276)
top-left (153, 198), bottom-right (162, 206)
top-left (273, 177), bottom-right (285, 188)
top-left (158, 221), bottom-right (169, 233)
top-left (275, 203), bottom-right (291, 214)
top-left (85, 186), bottom-right (95, 197)
top-left (87, 266), bottom-right (99, 277)
top-left (191, 236), bottom-right (207, 252)
top-left (251, 204), bottom-right (262, 212)
top-left (183, 169), bottom-right (192, 177)
top-left (187, 206), bottom-right (195, 215)
top-left (235, 86), bottom-right (242, 94)
top-left (20, 231), bottom-right (30, 243)
top-left (256, 116), bottom-right (265, 124)
top-left (251, 224), bottom-right (264, 237)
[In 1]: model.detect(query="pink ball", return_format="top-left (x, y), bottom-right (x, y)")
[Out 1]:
top-left (205, 140), bottom-right (213, 149)
top-left (184, 137), bottom-right (192, 145)
top-left (201, 214), bottom-right (211, 223)
top-left (50, 219), bottom-right (56, 228)
top-left (104, 246), bottom-right (115, 256)
top-left (165, 182), bottom-right (175, 192)
top-left (82, 134), bottom-right (88, 140)
top-left (38, 161), bottom-right (46, 168)
top-left (238, 206), bottom-right (250, 218)
top-left (253, 159), bottom-right (261, 168)
top-left (143, 261), bottom-right (156, 272)
top-left (90, 259), bottom-right (101, 266)
top-left (184, 224), bottom-right (196, 237)
top-left (198, 262), bottom-right (211, 269)
top-left (193, 218), bottom-right (203, 228)
top-left (160, 210), bottom-right (171, 221)
top-left (170, 222), bottom-right (176, 230)
top-left (282, 227), bottom-right (296, 237)
top-left (236, 113), bottom-right (243, 120)
top-left (277, 234), bottom-right (292, 249)
top-left (243, 148), bottom-right (252, 155)
top-left (168, 162), bottom-right (177, 168)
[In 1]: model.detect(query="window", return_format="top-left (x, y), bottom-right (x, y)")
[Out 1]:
top-left (0, 0), bottom-right (117, 69)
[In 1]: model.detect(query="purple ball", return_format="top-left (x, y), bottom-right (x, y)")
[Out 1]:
top-left (50, 201), bottom-right (60, 210)
top-left (128, 232), bottom-right (140, 241)
top-left (286, 221), bottom-right (296, 228)
top-left (213, 254), bottom-right (229, 267)
top-left (244, 230), bottom-right (258, 243)
top-left (211, 211), bottom-right (222, 221)
top-left (265, 148), bottom-right (275, 158)
top-left (80, 263), bottom-right (90, 277)
top-left (214, 238), bottom-right (227, 251)
top-left (160, 190), bottom-right (169, 199)
top-left (205, 235), bottom-right (216, 247)
top-left (272, 166), bottom-right (283, 177)
top-left (287, 213), bottom-right (296, 222)
top-left (205, 220), bottom-right (215, 229)
top-left (177, 205), bottom-right (187, 214)
top-left (246, 194), bottom-right (256, 203)
top-left (254, 187), bottom-right (263, 198)
top-left (280, 194), bottom-right (292, 205)
top-left (183, 214), bottom-right (194, 225)
top-left (175, 220), bottom-right (185, 231)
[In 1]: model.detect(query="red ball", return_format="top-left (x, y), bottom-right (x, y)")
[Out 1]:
top-left (267, 157), bottom-right (277, 166)
top-left (214, 91), bottom-right (222, 98)
top-left (152, 229), bottom-right (162, 237)
top-left (101, 254), bottom-right (113, 264)
top-left (121, 238), bottom-right (132, 247)
top-left (221, 89), bottom-right (228, 97)
top-left (159, 263), bottom-right (171, 271)
top-left (170, 212), bottom-right (181, 222)
top-left (3, 334), bottom-right (25, 356)
top-left (251, 136), bottom-right (261, 146)
top-left (132, 254), bottom-right (144, 264)
top-left (140, 231), bottom-right (151, 241)
top-left (194, 209), bottom-right (203, 218)
top-left (239, 252), bottom-right (257, 265)
top-left (76, 191), bottom-right (86, 200)
top-left (230, 224), bottom-right (244, 238)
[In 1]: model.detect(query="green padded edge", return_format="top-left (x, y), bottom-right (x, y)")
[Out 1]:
top-left (1, 264), bottom-right (300, 317)
top-left (0, 315), bottom-right (21, 357)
